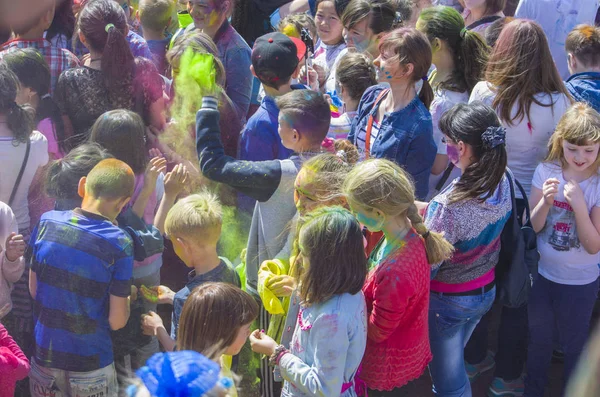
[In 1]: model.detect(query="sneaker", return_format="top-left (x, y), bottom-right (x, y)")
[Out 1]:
top-left (466, 351), bottom-right (495, 381)
top-left (487, 376), bottom-right (524, 396)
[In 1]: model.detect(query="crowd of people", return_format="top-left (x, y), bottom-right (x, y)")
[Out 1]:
top-left (0, 0), bottom-right (600, 396)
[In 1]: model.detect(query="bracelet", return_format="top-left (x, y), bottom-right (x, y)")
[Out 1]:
top-left (269, 345), bottom-right (288, 367)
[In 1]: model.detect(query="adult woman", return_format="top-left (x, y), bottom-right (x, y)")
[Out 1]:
top-left (462, 0), bottom-right (505, 38)
top-left (54, 0), bottom-right (165, 149)
top-left (425, 102), bottom-right (511, 397)
top-left (416, 5), bottom-right (489, 199)
top-left (348, 28), bottom-right (437, 200)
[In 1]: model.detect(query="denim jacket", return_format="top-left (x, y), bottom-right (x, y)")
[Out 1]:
top-left (349, 84), bottom-right (436, 199)
top-left (278, 292), bottom-right (367, 397)
top-left (565, 72), bottom-right (600, 114)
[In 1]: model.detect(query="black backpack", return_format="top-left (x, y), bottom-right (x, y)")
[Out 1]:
top-left (496, 170), bottom-right (539, 308)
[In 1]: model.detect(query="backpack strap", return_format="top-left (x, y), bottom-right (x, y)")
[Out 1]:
top-left (8, 139), bottom-right (31, 208)
top-left (365, 88), bottom-right (390, 159)
top-left (435, 163), bottom-right (455, 192)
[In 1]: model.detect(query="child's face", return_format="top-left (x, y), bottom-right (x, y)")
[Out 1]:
top-left (294, 168), bottom-right (345, 216)
top-left (187, 0), bottom-right (221, 29)
top-left (562, 140), bottom-right (600, 172)
top-left (348, 202), bottom-right (384, 232)
top-left (277, 113), bottom-right (297, 150)
top-left (315, 1), bottom-right (343, 45)
top-left (343, 18), bottom-right (377, 55)
top-left (225, 323), bottom-right (252, 356)
top-left (373, 48), bottom-right (403, 83)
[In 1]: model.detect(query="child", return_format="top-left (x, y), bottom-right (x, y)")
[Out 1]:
top-left (240, 32), bottom-right (306, 163)
top-left (328, 52), bottom-right (377, 140)
top-left (278, 13), bottom-right (317, 46)
top-left (140, 192), bottom-right (240, 351)
top-left (197, 87), bottom-right (331, 397)
top-left (0, 323), bottom-right (30, 397)
top-left (184, 0), bottom-right (253, 122)
top-left (250, 207), bottom-right (368, 397)
top-left (343, 159), bottom-right (453, 395)
top-left (515, 0), bottom-right (599, 79)
top-left (565, 24), bottom-right (600, 113)
top-left (142, 283), bottom-right (258, 397)
top-left (0, 201), bottom-right (26, 320)
top-left (462, 0), bottom-right (505, 37)
top-left (424, 102), bottom-right (511, 397)
top-left (0, 0), bottom-right (80, 93)
top-left (138, 0), bottom-right (175, 75)
top-left (28, 158), bottom-right (136, 397)
top-left (313, 0), bottom-right (346, 91)
top-left (526, 103), bottom-right (600, 397)
top-left (416, 5), bottom-right (489, 199)
top-left (349, 28), bottom-right (437, 200)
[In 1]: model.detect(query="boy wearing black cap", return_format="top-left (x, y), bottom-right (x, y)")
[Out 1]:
top-left (240, 32), bottom-right (308, 164)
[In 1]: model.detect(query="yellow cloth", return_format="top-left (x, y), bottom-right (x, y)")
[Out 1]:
top-left (220, 355), bottom-right (237, 397)
top-left (257, 259), bottom-right (290, 315)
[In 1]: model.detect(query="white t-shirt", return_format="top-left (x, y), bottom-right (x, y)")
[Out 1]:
top-left (427, 88), bottom-right (468, 201)
top-left (532, 162), bottom-right (600, 285)
top-left (324, 48), bottom-right (348, 94)
top-left (515, 0), bottom-right (600, 79)
top-left (0, 131), bottom-right (49, 231)
top-left (469, 81), bottom-right (570, 198)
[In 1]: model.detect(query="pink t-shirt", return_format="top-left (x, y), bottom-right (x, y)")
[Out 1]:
top-left (37, 118), bottom-right (63, 159)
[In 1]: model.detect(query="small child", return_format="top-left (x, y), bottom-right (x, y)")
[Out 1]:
top-left (0, 201), bottom-right (26, 320)
top-left (28, 159), bottom-right (136, 397)
top-left (343, 159), bottom-right (454, 395)
top-left (312, 0), bottom-right (346, 90)
top-left (527, 103), bottom-right (600, 396)
top-left (138, 0), bottom-right (175, 75)
top-left (328, 52), bottom-right (377, 140)
top-left (142, 283), bottom-right (258, 397)
top-left (565, 24), bottom-right (600, 114)
top-left (0, 323), bottom-right (30, 397)
top-left (250, 206), bottom-right (368, 396)
top-left (140, 192), bottom-right (241, 352)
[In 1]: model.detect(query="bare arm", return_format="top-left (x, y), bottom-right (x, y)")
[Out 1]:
top-left (530, 183), bottom-right (556, 233)
top-left (29, 270), bottom-right (37, 299)
top-left (565, 180), bottom-right (600, 255)
top-left (431, 154), bottom-right (449, 176)
top-left (109, 295), bottom-right (131, 331)
top-left (278, 0), bottom-right (309, 18)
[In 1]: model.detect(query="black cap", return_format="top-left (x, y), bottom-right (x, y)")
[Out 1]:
top-left (251, 32), bottom-right (306, 85)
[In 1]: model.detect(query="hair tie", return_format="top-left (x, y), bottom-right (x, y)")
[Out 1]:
top-left (460, 27), bottom-right (467, 39)
top-left (481, 126), bottom-right (506, 149)
top-left (393, 11), bottom-right (402, 25)
top-left (41, 94), bottom-right (51, 100)
top-left (422, 76), bottom-right (427, 82)
top-left (336, 150), bottom-right (348, 163)
top-left (422, 230), bottom-right (430, 239)
top-left (105, 23), bottom-right (115, 33)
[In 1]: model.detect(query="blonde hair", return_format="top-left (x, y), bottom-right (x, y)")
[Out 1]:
top-left (343, 159), bottom-right (453, 264)
top-left (139, 0), bottom-right (174, 32)
top-left (277, 13), bottom-right (317, 41)
top-left (545, 103), bottom-right (600, 171)
top-left (165, 192), bottom-right (223, 241)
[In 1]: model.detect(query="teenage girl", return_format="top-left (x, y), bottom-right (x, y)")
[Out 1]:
top-left (343, 159), bottom-right (453, 396)
top-left (142, 282), bottom-right (259, 397)
top-left (424, 101), bottom-right (511, 397)
top-left (415, 5), bottom-right (489, 199)
top-left (526, 103), bottom-right (600, 397)
top-left (462, 0), bottom-right (505, 38)
top-left (251, 206), bottom-right (368, 397)
top-left (349, 28), bottom-right (437, 200)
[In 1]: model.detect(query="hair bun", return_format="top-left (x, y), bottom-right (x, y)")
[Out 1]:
top-left (481, 126), bottom-right (506, 149)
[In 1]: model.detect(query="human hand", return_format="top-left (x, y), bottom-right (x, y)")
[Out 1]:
top-left (130, 285), bottom-right (138, 302)
top-left (141, 311), bottom-right (165, 336)
top-left (145, 157), bottom-right (167, 189)
top-left (4, 233), bottom-right (25, 262)
top-left (266, 275), bottom-right (295, 297)
top-left (564, 180), bottom-right (585, 210)
top-left (298, 65), bottom-right (319, 91)
top-left (164, 163), bottom-right (189, 199)
top-left (140, 285), bottom-right (175, 305)
top-left (542, 178), bottom-right (560, 207)
top-left (149, 148), bottom-right (163, 159)
top-left (249, 330), bottom-right (278, 356)
top-left (311, 63), bottom-right (327, 87)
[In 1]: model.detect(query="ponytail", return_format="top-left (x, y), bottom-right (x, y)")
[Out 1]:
top-left (458, 29), bottom-right (489, 93)
top-left (418, 77), bottom-right (434, 109)
top-left (407, 203), bottom-right (454, 265)
top-left (102, 23), bottom-right (135, 89)
top-left (7, 103), bottom-right (35, 144)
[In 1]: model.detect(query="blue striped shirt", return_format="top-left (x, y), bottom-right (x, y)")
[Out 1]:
top-left (30, 209), bottom-right (133, 372)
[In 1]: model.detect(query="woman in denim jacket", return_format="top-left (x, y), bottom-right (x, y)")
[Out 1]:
top-left (250, 207), bottom-right (368, 397)
top-left (349, 28), bottom-right (437, 200)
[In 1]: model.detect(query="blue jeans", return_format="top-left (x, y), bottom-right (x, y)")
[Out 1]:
top-left (428, 286), bottom-right (496, 397)
top-left (524, 275), bottom-right (599, 397)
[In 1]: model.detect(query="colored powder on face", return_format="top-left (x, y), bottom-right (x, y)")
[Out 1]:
top-left (353, 36), bottom-right (373, 54)
top-left (208, 9), bottom-right (219, 26)
top-left (446, 143), bottom-right (460, 164)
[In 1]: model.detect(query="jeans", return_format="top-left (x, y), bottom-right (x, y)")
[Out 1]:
top-left (428, 286), bottom-right (496, 397)
top-left (29, 359), bottom-right (118, 397)
top-left (464, 304), bottom-right (528, 381)
top-left (524, 275), bottom-right (599, 397)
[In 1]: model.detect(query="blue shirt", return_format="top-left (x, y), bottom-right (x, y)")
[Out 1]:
top-left (349, 85), bottom-right (437, 200)
top-left (565, 72), bottom-right (600, 114)
top-left (30, 210), bottom-right (133, 372)
top-left (127, 30), bottom-right (153, 60)
top-left (146, 38), bottom-right (171, 76)
top-left (171, 258), bottom-right (240, 339)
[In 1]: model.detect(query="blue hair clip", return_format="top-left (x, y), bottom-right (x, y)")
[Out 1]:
top-left (136, 351), bottom-right (221, 397)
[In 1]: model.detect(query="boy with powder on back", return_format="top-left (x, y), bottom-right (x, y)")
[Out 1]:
top-left (138, 0), bottom-right (174, 75)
